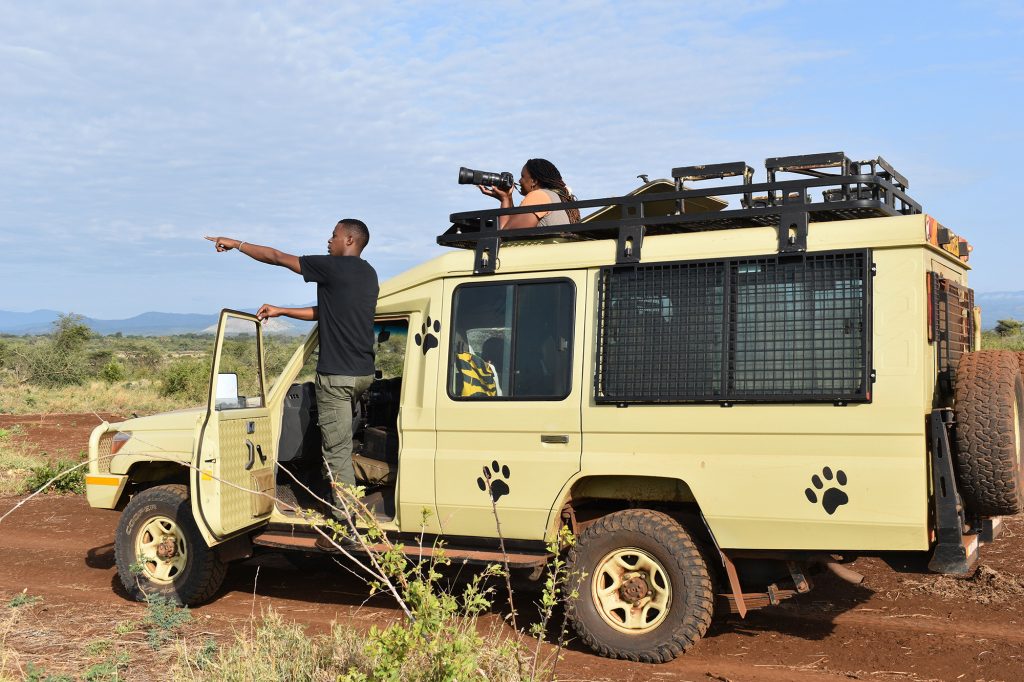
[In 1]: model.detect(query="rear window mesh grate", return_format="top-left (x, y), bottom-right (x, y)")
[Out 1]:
top-left (596, 250), bottom-right (872, 403)
top-left (932, 276), bottom-right (975, 391)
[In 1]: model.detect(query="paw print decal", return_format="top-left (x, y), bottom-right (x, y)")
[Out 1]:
top-left (804, 467), bottom-right (849, 515)
top-left (414, 317), bottom-right (441, 355)
top-left (477, 460), bottom-right (511, 503)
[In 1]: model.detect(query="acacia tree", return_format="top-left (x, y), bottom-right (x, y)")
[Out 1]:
top-left (995, 319), bottom-right (1022, 337)
top-left (14, 314), bottom-right (94, 386)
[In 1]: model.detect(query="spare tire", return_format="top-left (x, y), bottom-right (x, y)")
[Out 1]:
top-left (953, 350), bottom-right (1024, 516)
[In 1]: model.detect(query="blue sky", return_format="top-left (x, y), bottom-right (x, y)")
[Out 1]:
top-left (1, 1), bottom-right (1022, 318)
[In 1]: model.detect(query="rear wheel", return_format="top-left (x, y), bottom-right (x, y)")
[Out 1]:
top-left (566, 509), bottom-right (714, 663)
top-left (953, 351), bottom-right (1024, 516)
top-left (115, 484), bottom-right (227, 605)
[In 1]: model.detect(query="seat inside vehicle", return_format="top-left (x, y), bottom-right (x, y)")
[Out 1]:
top-left (275, 377), bottom-right (401, 521)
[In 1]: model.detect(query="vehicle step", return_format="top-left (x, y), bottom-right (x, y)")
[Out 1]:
top-left (980, 516), bottom-right (1003, 544)
top-left (251, 530), bottom-right (550, 567)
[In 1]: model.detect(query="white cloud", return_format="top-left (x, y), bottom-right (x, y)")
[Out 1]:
top-left (0, 2), bottom-right (1020, 316)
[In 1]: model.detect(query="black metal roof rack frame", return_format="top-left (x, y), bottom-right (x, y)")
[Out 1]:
top-left (438, 152), bottom-right (922, 274)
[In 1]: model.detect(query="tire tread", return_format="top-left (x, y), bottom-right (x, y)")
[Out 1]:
top-left (953, 351), bottom-right (1024, 516)
top-left (566, 509), bottom-right (714, 663)
top-left (115, 484), bottom-right (227, 605)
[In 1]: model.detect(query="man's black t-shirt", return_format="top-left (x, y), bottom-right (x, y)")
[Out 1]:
top-left (299, 255), bottom-right (379, 376)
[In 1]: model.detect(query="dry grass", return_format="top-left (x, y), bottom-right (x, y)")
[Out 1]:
top-left (904, 564), bottom-right (1024, 605)
top-left (0, 380), bottom-right (193, 417)
top-left (0, 426), bottom-right (44, 496)
top-left (0, 592), bottom-right (214, 681)
top-left (172, 608), bottom-right (532, 682)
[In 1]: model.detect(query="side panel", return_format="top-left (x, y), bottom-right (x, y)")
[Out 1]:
top-left (434, 272), bottom-right (586, 541)
top-left (579, 247), bottom-right (931, 551)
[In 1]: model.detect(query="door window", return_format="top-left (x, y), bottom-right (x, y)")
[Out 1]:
top-left (448, 280), bottom-right (574, 400)
top-left (215, 317), bottom-right (265, 410)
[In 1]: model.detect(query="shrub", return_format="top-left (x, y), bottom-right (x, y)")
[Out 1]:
top-left (8, 589), bottom-right (42, 608)
top-left (22, 459), bottom-right (86, 495)
top-left (158, 358), bottom-right (209, 403)
top-left (143, 596), bottom-right (192, 649)
top-left (117, 340), bottom-right (165, 376)
top-left (100, 360), bottom-right (127, 384)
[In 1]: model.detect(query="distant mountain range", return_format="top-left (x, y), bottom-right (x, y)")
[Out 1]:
top-left (975, 291), bottom-right (1024, 328)
top-left (2, 290), bottom-right (1023, 336)
top-left (0, 308), bottom-right (314, 336)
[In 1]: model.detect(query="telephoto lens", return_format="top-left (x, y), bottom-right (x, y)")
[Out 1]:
top-left (458, 167), bottom-right (515, 191)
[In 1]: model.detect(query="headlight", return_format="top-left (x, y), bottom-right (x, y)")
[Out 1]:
top-left (111, 431), bottom-right (132, 455)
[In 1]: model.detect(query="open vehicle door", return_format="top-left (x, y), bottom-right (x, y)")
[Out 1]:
top-left (192, 310), bottom-right (276, 541)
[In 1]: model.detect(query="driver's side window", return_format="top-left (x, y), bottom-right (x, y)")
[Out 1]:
top-left (215, 317), bottom-right (265, 410)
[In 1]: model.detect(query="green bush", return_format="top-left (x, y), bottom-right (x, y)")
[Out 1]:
top-left (100, 360), bottom-right (127, 383)
top-left (22, 459), bottom-right (86, 495)
top-left (144, 596), bottom-right (192, 649)
top-left (158, 358), bottom-right (210, 403)
top-left (981, 330), bottom-right (1024, 351)
top-left (116, 340), bottom-right (165, 376)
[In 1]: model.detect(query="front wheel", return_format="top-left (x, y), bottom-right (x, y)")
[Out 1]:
top-left (115, 484), bottom-right (226, 605)
top-left (566, 509), bottom-right (714, 663)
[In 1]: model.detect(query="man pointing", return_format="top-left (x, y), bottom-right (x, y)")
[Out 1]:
top-left (205, 219), bottom-right (379, 517)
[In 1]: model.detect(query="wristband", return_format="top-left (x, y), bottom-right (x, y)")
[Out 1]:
top-left (238, 241), bottom-right (247, 253)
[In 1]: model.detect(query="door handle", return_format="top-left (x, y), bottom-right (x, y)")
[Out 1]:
top-left (256, 443), bottom-right (267, 465)
top-left (244, 439), bottom-right (255, 470)
top-left (541, 434), bottom-right (569, 444)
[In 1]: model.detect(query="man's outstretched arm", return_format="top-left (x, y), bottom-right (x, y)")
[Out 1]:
top-left (257, 304), bottom-right (318, 322)
top-left (205, 236), bottom-right (301, 274)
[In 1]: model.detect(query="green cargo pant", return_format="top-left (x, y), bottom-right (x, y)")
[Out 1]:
top-left (315, 372), bottom-right (374, 505)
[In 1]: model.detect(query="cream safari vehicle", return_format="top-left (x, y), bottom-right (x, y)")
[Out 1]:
top-left (86, 152), bottom-right (1022, 662)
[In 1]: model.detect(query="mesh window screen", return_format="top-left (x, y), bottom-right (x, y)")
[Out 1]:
top-left (596, 250), bottom-right (871, 403)
top-left (932, 276), bottom-right (975, 392)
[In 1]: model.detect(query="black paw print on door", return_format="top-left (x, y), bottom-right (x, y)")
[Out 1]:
top-left (804, 467), bottom-right (849, 515)
top-left (414, 317), bottom-right (441, 355)
top-left (477, 461), bottom-right (511, 503)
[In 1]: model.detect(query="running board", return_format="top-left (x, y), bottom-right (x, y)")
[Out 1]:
top-left (251, 529), bottom-right (550, 568)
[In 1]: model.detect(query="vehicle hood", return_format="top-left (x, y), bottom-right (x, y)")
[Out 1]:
top-left (106, 406), bottom-right (207, 464)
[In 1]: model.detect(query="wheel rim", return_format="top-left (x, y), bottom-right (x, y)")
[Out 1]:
top-left (591, 547), bottom-right (672, 634)
top-left (135, 515), bottom-right (189, 585)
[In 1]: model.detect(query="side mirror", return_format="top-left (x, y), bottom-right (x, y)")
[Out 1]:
top-left (377, 329), bottom-right (391, 343)
top-left (215, 373), bottom-right (239, 410)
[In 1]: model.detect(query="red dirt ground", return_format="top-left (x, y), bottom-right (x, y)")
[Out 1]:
top-left (2, 414), bottom-right (1024, 681)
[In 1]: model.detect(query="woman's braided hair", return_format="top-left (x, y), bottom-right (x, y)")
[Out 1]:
top-left (524, 158), bottom-right (580, 223)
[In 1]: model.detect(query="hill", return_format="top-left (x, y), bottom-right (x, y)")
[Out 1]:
top-left (3, 291), bottom-right (1022, 336)
top-left (975, 291), bottom-right (1024, 328)
top-left (0, 308), bottom-right (313, 336)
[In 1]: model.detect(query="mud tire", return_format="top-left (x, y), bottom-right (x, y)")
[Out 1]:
top-left (953, 351), bottom-right (1024, 516)
top-left (566, 509), bottom-right (714, 663)
top-left (115, 484), bottom-right (227, 605)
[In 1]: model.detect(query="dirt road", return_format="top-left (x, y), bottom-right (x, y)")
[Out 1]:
top-left (2, 416), bottom-right (1024, 680)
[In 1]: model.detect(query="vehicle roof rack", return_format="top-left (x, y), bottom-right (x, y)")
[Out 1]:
top-left (438, 152), bottom-right (921, 274)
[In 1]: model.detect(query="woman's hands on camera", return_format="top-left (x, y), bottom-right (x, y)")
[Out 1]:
top-left (479, 183), bottom-right (514, 206)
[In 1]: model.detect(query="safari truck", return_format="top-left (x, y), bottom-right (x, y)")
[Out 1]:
top-left (85, 152), bottom-right (1023, 663)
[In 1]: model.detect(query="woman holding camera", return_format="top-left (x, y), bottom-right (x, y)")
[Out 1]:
top-left (479, 158), bottom-right (581, 230)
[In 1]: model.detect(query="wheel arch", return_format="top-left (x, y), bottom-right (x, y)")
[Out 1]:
top-left (551, 475), bottom-right (718, 550)
top-left (112, 460), bottom-right (190, 510)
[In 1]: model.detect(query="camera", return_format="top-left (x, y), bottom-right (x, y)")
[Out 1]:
top-left (458, 167), bottom-right (515, 191)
